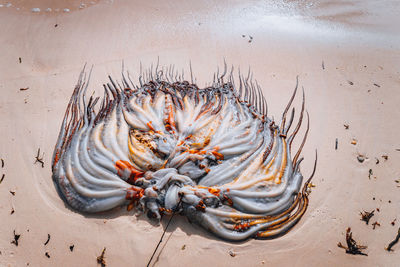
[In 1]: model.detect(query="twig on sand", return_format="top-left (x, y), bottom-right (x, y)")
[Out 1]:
top-left (147, 197), bottom-right (183, 267)
top-left (372, 221), bottom-right (380, 230)
top-left (44, 234), bottom-right (51, 245)
top-left (35, 148), bottom-right (44, 168)
top-left (337, 227), bottom-right (368, 256)
top-left (386, 227), bottom-right (400, 251)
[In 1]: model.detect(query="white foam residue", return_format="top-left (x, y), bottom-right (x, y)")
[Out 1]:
top-left (31, 8), bottom-right (41, 13)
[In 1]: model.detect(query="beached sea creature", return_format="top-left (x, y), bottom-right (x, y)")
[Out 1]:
top-left (52, 64), bottom-right (316, 241)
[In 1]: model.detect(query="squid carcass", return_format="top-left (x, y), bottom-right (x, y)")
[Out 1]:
top-left (52, 65), bottom-right (316, 241)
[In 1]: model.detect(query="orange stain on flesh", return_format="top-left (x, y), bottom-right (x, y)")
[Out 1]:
top-left (208, 187), bottom-right (221, 197)
top-left (165, 104), bottom-right (176, 131)
top-left (147, 121), bottom-right (155, 131)
top-left (115, 160), bottom-right (144, 184)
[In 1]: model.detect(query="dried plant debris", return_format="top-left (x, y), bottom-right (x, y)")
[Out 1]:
top-left (372, 221), bottom-right (380, 230)
top-left (10, 190), bottom-right (15, 196)
top-left (34, 148), bottom-right (44, 168)
top-left (368, 169), bottom-right (373, 179)
top-left (0, 174), bottom-right (4, 184)
top-left (386, 227), bottom-right (400, 252)
top-left (11, 230), bottom-right (21, 246)
top-left (375, 158), bottom-right (380, 164)
top-left (97, 247), bottom-right (106, 267)
top-left (348, 81), bottom-right (354, 85)
top-left (70, 245), bottom-right (75, 252)
top-left (391, 219), bottom-right (397, 226)
top-left (373, 83), bottom-right (380, 88)
top-left (228, 250), bottom-right (236, 257)
top-left (181, 245), bottom-right (186, 250)
top-left (381, 155), bottom-right (388, 160)
top-left (19, 57), bottom-right (22, 63)
top-left (337, 228), bottom-right (368, 256)
top-left (10, 207), bottom-right (15, 214)
top-left (322, 61), bottom-right (325, 70)
top-left (1, 158), bottom-right (4, 168)
top-left (45, 252), bottom-right (50, 258)
top-left (44, 234), bottom-right (51, 245)
top-left (351, 139), bottom-right (357, 145)
top-left (20, 87), bottom-right (29, 91)
top-left (344, 124), bottom-right (349, 129)
top-left (360, 210), bottom-right (374, 225)
top-left (335, 138), bottom-right (338, 150)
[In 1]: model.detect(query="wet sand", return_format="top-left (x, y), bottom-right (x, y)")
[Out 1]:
top-left (0, 0), bottom-right (399, 266)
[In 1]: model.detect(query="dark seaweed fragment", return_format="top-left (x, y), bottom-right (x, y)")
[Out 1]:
top-left (337, 228), bottom-right (368, 256)
top-left (360, 210), bottom-right (374, 225)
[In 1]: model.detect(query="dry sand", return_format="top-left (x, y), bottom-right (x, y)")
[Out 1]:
top-left (1, 0), bottom-right (400, 266)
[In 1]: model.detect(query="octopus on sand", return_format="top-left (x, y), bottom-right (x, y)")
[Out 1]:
top-left (52, 63), bottom-right (316, 241)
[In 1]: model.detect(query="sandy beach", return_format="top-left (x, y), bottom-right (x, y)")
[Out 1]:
top-left (0, 0), bottom-right (399, 266)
